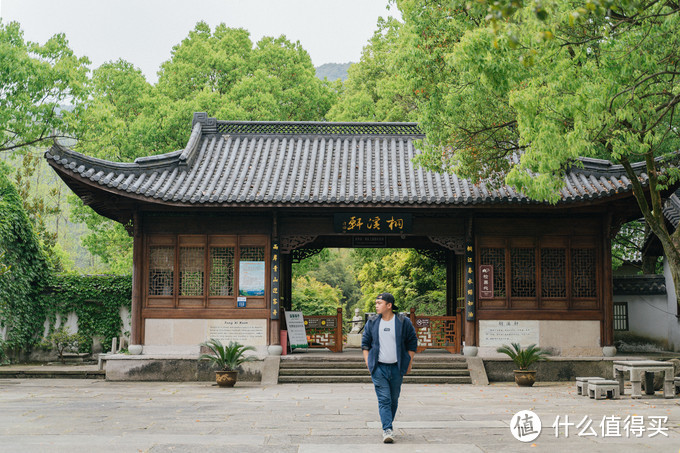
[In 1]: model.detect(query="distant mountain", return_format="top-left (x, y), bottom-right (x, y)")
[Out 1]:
top-left (315, 62), bottom-right (353, 82)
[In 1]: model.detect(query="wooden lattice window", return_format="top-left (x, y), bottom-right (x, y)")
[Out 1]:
top-left (541, 248), bottom-right (566, 298)
top-left (511, 248), bottom-right (536, 298)
top-left (149, 246), bottom-right (174, 296)
top-left (179, 246), bottom-right (205, 296)
top-left (613, 302), bottom-right (629, 331)
top-left (209, 247), bottom-right (235, 296)
top-left (480, 248), bottom-right (506, 297)
top-left (571, 248), bottom-right (596, 297)
top-left (241, 246), bottom-right (265, 262)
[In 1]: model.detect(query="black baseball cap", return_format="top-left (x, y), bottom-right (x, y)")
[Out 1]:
top-left (377, 292), bottom-right (397, 311)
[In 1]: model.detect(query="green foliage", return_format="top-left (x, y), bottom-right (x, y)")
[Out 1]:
top-left (12, 152), bottom-right (63, 270)
top-left (388, 0), bottom-right (680, 304)
top-left (39, 274), bottom-right (132, 353)
top-left (291, 275), bottom-right (343, 316)
top-left (327, 17), bottom-right (416, 122)
top-left (496, 342), bottom-right (550, 370)
top-left (0, 20), bottom-right (90, 153)
top-left (0, 339), bottom-right (9, 365)
top-left (355, 249), bottom-right (446, 315)
top-left (68, 195), bottom-right (132, 274)
top-left (45, 326), bottom-right (86, 363)
top-left (0, 250), bottom-right (10, 276)
top-left (0, 162), bottom-right (51, 353)
top-left (199, 339), bottom-right (257, 371)
top-left (293, 249), bottom-right (362, 318)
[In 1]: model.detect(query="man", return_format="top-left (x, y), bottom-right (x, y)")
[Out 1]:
top-left (362, 292), bottom-right (418, 443)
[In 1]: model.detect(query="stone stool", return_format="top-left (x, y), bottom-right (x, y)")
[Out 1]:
top-left (589, 380), bottom-right (621, 400)
top-left (576, 377), bottom-right (606, 396)
top-left (675, 377), bottom-right (680, 394)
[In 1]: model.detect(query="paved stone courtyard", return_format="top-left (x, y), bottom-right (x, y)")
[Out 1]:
top-left (1, 379), bottom-right (679, 452)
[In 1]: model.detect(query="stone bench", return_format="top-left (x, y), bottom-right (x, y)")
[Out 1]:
top-left (576, 377), bottom-right (606, 396)
top-left (675, 377), bottom-right (680, 393)
top-left (588, 380), bottom-right (621, 400)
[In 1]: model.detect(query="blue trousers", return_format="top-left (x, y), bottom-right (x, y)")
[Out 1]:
top-left (371, 362), bottom-right (403, 431)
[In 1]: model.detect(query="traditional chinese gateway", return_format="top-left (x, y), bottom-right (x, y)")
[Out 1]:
top-left (45, 113), bottom-right (661, 363)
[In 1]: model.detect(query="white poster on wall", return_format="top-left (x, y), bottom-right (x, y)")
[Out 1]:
top-left (239, 261), bottom-right (265, 296)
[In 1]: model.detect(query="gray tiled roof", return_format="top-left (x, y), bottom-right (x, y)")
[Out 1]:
top-left (662, 191), bottom-right (680, 229)
top-left (613, 275), bottom-right (666, 295)
top-left (45, 113), bottom-right (650, 208)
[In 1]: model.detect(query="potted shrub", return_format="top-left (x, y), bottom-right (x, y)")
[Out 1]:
top-left (496, 342), bottom-right (549, 387)
top-left (200, 339), bottom-right (257, 387)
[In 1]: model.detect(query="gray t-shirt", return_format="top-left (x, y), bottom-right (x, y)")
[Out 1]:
top-left (378, 316), bottom-right (397, 364)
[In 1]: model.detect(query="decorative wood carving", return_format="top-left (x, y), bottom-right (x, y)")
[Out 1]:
top-left (279, 235), bottom-right (318, 254)
top-left (428, 236), bottom-right (465, 253)
top-left (292, 248), bottom-right (324, 263)
top-left (415, 249), bottom-right (447, 265)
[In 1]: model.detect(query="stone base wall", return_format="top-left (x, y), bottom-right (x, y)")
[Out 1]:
top-left (104, 355), bottom-right (263, 382)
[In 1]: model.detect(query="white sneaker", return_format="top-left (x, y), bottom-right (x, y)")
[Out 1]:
top-left (382, 429), bottom-right (394, 443)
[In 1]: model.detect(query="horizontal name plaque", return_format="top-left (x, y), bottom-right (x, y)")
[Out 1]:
top-left (334, 213), bottom-right (412, 234)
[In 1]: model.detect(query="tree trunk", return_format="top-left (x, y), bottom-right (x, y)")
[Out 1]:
top-left (666, 247), bottom-right (680, 318)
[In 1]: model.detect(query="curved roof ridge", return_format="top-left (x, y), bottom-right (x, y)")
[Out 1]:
top-left (192, 112), bottom-right (425, 138)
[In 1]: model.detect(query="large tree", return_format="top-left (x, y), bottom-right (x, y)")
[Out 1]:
top-left (392, 0), bottom-right (680, 306)
top-left (327, 17), bottom-right (416, 122)
top-left (0, 21), bottom-right (89, 153)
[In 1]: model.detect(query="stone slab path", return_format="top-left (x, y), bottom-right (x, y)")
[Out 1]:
top-left (0, 379), bottom-right (679, 452)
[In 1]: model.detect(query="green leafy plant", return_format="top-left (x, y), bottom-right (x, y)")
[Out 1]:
top-left (46, 326), bottom-right (86, 363)
top-left (199, 339), bottom-right (256, 372)
top-left (496, 343), bottom-right (549, 370)
top-left (0, 339), bottom-right (9, 365)
top-left (40, 274), bottom-right (132, 353)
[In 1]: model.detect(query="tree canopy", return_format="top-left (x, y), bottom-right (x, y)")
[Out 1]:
top-left (0, 20), bottom-right (89, 153)
top-left (70, 22), bottom-right (340, 272)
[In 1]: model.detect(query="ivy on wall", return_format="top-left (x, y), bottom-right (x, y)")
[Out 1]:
top-left (1, 163), bottom-right (132, 358)
top-left (0, 162), bottom-right (51, 354)
top-left (41, 275), bottom-right (132, 353)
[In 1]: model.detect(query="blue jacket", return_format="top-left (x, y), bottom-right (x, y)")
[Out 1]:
top-left (362, 313), bottom-right (418, 376)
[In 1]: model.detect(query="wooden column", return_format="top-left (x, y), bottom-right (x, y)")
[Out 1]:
top-left (602, 213), bottom-right (614, 347)
top-left (465, 217), bottom-right (477, 347)
top-left (130, 212), bottom-right (144, 345)
top-left (446, 250), bottom-right (456, 316)
top-left (281, 253), bottom-right (293, 312)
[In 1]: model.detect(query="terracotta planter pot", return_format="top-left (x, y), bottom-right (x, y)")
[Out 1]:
top-left (215, 370), bottom-right (238, 387)
top-left (514, 370), bottom-right (536, 387)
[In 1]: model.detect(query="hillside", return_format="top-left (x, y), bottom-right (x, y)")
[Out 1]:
top-left (315, 62), bottom-right (353, 82)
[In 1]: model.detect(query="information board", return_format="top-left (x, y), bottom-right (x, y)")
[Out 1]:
top-left (284, 311), bottom-right (308, 349)
top-left (479, 320), bottom-right (540, 348)
top-left (206, 319), bottom-right (267, 346)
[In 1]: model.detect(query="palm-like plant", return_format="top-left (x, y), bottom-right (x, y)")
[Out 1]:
top-left (496, 343), bottom-right (549, 370)
top-left (200, 339), bottom-right (257, 372)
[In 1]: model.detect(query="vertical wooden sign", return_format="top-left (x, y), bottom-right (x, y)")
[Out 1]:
top-left (479, 265), bottom-right (494, 299)
top-left (271, 242), bottom-right (280, 320)
top-left (465, 242), bottom-right (476, 322)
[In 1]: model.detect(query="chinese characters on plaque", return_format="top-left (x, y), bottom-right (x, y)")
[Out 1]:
top-left (465, 242), bottom-right (475, 321)
top-left (334, 213), bottom-right (412, 234)
top-left (270, 242), bottom-right (280, 320)
top-left (479, 265), bottom-right (494, 299)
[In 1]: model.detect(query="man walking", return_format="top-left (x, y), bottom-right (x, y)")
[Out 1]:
top-left (362, 292), bottom-right (418, 443)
